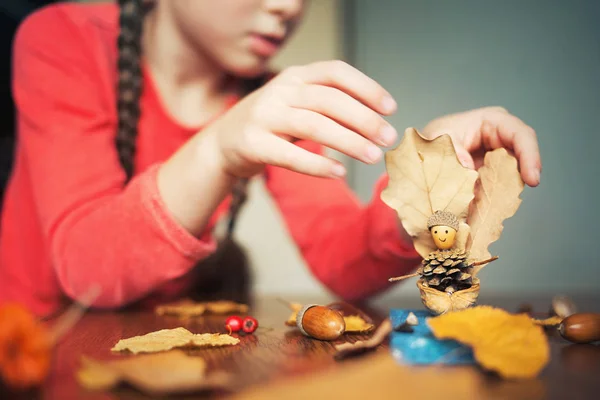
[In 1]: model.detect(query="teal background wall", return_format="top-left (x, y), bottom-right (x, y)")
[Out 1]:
top-left (345, 0), bottom-right (600, 298)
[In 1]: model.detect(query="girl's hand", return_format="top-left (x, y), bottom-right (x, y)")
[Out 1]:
top-left (205, 60), bottom-right (399, 179)
top-left (422, 106), bottom-right (542, 187)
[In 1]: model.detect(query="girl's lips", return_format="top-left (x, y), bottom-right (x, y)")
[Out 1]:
top-left (248, 33), bottom-right (283, 58)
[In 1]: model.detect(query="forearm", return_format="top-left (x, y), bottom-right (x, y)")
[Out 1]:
top-left (47, 134), bottom-right (237, 308)
top-left (157, 131), bottom-right (236, 237)
top-left (51, 164), bottom-right (220, 308)
top-left (300, 194), bottom-right (420, 301)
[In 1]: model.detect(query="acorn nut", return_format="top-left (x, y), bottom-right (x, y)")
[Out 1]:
top-left (559, 313), bottom-right (600, 344)
top-left (296, 304), bottom-right (346, 341)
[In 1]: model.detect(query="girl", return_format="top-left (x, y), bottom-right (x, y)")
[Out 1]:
top-left (0, 0), bottom-right (541, 318)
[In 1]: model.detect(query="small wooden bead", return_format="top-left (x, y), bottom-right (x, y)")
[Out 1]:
top-left (296, 304), bottom-right (345, 341)
top-left (559, 313), bottom-right (600, 344)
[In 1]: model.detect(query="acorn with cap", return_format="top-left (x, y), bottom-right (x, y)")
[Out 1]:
top-left (427, 210), bottom-right (460, 251)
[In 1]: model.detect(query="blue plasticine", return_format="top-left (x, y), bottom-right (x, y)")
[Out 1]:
top-left (389, 309), bottom-right (475, 365)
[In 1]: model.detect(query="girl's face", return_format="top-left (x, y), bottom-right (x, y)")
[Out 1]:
top-left (162, 0), bottom-right (306, 77)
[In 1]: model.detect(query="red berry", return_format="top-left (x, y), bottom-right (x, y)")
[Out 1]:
top-left (225, 316), bottom-right (243, 334)
top-left (242, 316), bottom-right (258, 334)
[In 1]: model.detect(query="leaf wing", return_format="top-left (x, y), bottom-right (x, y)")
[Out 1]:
top-left (381, 128), bottom-right (479, 258)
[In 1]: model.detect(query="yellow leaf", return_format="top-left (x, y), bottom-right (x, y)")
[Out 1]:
top-left (427, 306), bottom-right (550, 379)
top-left (467, 148), bottom-right (524, 268)
top-left (381, 128), bottom-right (479, 258)
top-left (111, 327), bottom-right (239, 354)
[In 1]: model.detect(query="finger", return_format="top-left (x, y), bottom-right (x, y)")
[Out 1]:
top-left (254, 134), bottom-right (347, 179)
top-left (286, 84), bottom-right (397, 148)
top-left (280, 60), bottom-right (397, 116)
top-left (483, 112), bottom-right (542, 187)
top-left (453, 144), bottom-right (476, 170)
top-left (270, 107), bottom-right (383, 164)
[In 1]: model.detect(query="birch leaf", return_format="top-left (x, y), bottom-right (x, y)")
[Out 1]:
top-left (467, 148), bottom-right (524, 272)
top-left (381, 128), bottom-right (479, 258)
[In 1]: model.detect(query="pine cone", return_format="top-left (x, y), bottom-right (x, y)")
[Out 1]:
top-left (417, 249), bottom-right (473, 294)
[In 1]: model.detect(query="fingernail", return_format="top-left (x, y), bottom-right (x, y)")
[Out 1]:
top-left (331, 164), bottom-right (346, 177)
top-left (365, 144), bottom-right (383, 163)
top-left (381, 95), bottom-right (396, 113)
top-left (534, 169), bottom-right (541, 184)
top-left (379, 125), bottom-right (397, 146)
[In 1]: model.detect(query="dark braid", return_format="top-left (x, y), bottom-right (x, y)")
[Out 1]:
top-left (116, 0), bottom-right (145, 181)
top-left (116, 0), bottom-right (264, 305)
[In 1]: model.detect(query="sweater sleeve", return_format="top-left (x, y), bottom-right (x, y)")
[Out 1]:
top-left (11, 8), bottom-right (216, 308)
top-left (264, 140), bottom-right (421, 302)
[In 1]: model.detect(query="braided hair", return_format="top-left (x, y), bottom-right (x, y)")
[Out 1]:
top-left (117, 0), bottom-right (260, 304)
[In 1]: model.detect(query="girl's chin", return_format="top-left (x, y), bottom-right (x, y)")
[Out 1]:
top-left (225, 55), bottom-right (272, 78)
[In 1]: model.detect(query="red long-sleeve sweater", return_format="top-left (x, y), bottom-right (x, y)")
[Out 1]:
top-left (0, 2), bottom-right (420, 317)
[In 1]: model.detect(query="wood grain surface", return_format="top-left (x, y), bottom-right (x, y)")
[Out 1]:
top-left (1, 294), bottom-right (599, 399)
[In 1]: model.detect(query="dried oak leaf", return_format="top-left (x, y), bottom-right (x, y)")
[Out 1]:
top-left (381, 128), bottom-right (479, 258)
top-left (342, 315), bottom-right (375, 333)
top-left (467, 148), bottom-right (524, 271)
top-left (334, 319), bottom-right (393, 360)
top-left (532, 316), bottom-right (563, 327)
top-left (77, 350), bottom-right (232, 395)
top-left (427, 306), bottom-right (550, 379)
top-left (284, 302), bottom-right (304, 327)
top-left (111, 327), bottom-right (239, 354)
top-left (155, 299), bottom-right (248, 318)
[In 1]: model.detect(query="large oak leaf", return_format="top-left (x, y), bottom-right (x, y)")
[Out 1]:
top-left (467, 148), bottom-right (524, 273)
top-left (381, 128), bottom-right (479, 258)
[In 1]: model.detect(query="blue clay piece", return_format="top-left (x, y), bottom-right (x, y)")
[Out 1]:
top-left (389, 309), bottom-right (475, 365)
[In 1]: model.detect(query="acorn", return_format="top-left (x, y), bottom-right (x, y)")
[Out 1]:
top-left (296, 304), bottom-right (346, 341)
top-left (558, 313), bottom-right (600, 344)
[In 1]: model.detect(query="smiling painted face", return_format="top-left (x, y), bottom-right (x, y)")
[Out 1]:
top-left (430, 225), bottom-right (457, 250)
top-left (427, 210), bottom-right (460, 251)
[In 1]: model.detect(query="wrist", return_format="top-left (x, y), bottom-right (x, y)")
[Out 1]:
top-left (156, 131), bottom-right (236, 237)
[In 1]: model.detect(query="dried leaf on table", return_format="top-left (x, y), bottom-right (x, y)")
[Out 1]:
top-left (111, 327), bottom-right (239, 354)
top-left (532, 316), bottom-right (563, 326)
top-left (334, 319), bottom-right (393, 360)
top-left (155, 299), bottom-right (248, 318)
top-left (380, 128), bottom-right (479, 258)
top-left (282, 301), bottom-right (303, 327)
top-left (427, 306), bottom-right (550, 379)
top-left (466, 148), bottom-right (524, 273)
top-left (342, 315), bottom-right (375, 333)
top-left (77, 350), bottom-right (232, 395)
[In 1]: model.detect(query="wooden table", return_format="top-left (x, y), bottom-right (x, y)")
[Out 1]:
top-left (3, 294), bottom-right (599, 399)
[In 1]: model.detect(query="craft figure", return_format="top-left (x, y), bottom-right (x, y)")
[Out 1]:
top-left (382, 128), bottom-right (525, 315)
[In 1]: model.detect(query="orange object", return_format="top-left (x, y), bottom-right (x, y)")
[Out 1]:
top-left (0, 303), bottom-right (52, 389)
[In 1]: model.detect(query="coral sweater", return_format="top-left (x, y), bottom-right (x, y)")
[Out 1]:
top-left (0, 2), bottom-right (420, 318)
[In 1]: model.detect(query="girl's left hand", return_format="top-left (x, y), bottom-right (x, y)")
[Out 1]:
top-left (421, 106), bottom-right (541, 187)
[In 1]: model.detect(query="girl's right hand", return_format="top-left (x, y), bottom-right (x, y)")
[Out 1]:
top-left (206, 60), bottom-right (399, 179)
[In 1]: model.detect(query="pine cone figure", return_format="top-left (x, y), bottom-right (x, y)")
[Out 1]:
top-left (417, 249), bottom-right (473, 294)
